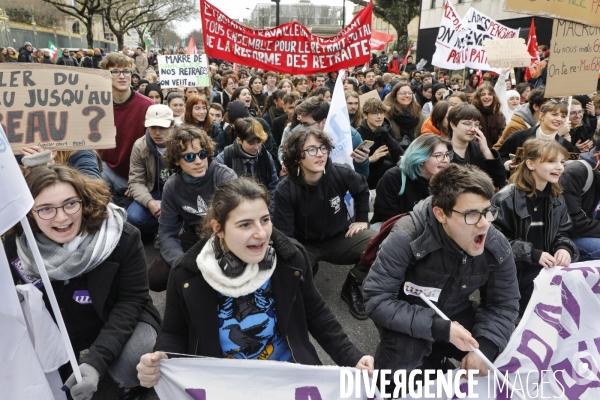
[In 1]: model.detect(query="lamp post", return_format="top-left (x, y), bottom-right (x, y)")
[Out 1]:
top-left (342, 0), bottom-right (346, 29)
top-left (271, 0), bottom-right (280, 27)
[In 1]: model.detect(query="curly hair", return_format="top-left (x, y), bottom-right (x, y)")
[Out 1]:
top-left (8, 164), bottom-right (111, 237)
top-left (164, 125), bottom-right (216, 174)
top-left (281, 128), bottom-right (334, 174)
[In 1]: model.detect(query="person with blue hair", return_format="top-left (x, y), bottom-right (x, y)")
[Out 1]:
top-left (370, 134), bottom-right (452, 231)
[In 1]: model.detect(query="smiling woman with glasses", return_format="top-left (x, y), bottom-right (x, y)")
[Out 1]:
top-left (6, 163), bottom-right (161, 398)
top-left (147, 125), bottom-right (237, 291)
top-left (277, 128), bottom-right (375, 320)
top-left (371, 134), bottom-right (452, 230)
top-left (384, 83), bottom-right (425, 150)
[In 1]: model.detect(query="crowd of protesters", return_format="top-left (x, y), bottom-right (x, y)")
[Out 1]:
top-left (5, 39), bottom-right (600, 399)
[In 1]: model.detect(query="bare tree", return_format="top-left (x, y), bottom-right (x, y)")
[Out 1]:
top-left (1, 0), bottom-right (66, 29)
top-left (41, 0), bottom-right (106, 48)
top-left (294, 3), bottom-right (316, 26)
top-left (347, 0), bottom-right (419, 54)
top-left (104, 0), bottom-right (197, 50)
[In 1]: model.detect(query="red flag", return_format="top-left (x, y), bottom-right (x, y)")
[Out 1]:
top-left (186, 36), bottom-right (197, 55)
top-left (524, 18), bottom-right (539, 82)
top-left (475, 69), bottom-right (483, 87)
top-left (401, 43), bottom-right (413, 66)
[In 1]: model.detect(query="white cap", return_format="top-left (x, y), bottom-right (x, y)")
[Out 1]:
top-left (145, 104), bottom-right (174, 128)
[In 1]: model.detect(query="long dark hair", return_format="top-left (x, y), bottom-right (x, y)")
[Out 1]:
top-left (384, 83), bottom-right (422, 119)
top-left (231, 86), bottom-right (263, 117)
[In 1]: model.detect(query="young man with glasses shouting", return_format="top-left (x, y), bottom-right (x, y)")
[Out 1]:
top-left (363, 164), bottom-right (519, 392)
top-left (98, 53), bottom-right (154, 199)
top-left (275, 128), bottom-right (374, 320)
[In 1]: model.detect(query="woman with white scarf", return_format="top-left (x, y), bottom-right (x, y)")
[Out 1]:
top-left (5, 162), bottom-right (161, 400)
top-left (137, 178), bottom-right (374, 387)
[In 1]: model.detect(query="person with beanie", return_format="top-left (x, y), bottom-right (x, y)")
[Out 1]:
top-left (144, 83), bottom-right (164, 105)
top-left (17, 41), bottom-right (33, 62)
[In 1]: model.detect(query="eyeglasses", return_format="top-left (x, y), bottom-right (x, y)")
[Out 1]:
top-left (109, 69), bottom-right (132, 77)
top-left (299, 119), bottom-right (322, 128)
top-left (227, 81), bottom-right (238, 86)
top-left (460, 121), bottom-right (482, 129)
top-left (181, 150), bottom-right (208, 163)
top-left (302, 145), bottom-right (329, 156)
top-left (451, 207), bottom-right (499, 225)
top-left (399, 91), bottom-right (413, 96)
top-left (431, 151), bottom-right (453, 161)
top-left (570, 111), bottom-right (584, 116)
top-left (33, 200), bottom-right (82, 220)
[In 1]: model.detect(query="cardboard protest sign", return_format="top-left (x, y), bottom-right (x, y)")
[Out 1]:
top-left (200, 0), bottom-right (372, 74)
top-left (483, 38), bottom-right (531, 68)
top-left (504, 0), bottom-right (600, 28)
top-left (359, 89), bottom-right (381, 104)
top-left (545, 19), bottom-right (600, 97)
top-left (0, 64), bottom-right (116, 154)
top-left (157, 54), bottom-right (210, 88)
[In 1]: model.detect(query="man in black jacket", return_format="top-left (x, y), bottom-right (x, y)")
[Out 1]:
top-left (364, 164), bottom-right (519, 385)
top-left (17, 41), bottom-right (33, 62)
top-left (56, 49), bottom-right (76, 67)
top-left (559, 144), bottom-right (600, 261)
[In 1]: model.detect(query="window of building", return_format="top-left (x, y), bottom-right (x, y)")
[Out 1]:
top-left (430, 0), bottom-right (437, 8)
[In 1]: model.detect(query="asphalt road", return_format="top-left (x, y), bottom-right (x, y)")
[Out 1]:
top-left (94, 241), bottom-right (380, 399)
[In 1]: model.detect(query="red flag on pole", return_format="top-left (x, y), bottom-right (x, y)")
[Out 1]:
top-left (186, 36), bottom-right (197, 55)
top-left (524, 18), bottom-right (539, 82)
top-left (401, 43), bottom-right (413, 66)
top-left (475, 69), bottom-right (483, 87)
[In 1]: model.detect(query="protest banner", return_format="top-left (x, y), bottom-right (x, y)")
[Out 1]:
top-left (370, 30), bottom-right (395, 51)
top-left (432, 0), bottom-right (468, 70)
top-left (462, 7), bottom-right (519, 71)
top-left (155, 356), bottom-right (379, 399)
top-left (483, 38), bottom-right (531, 68)
top-left (0, 64), bottom-right (116, 155)
top-left (199, 0), bottom-right (372, 74)
top-left (545, 19), bottom-right (600, 97)
top-left (157, 54), bottom-right (210, 88)
top-left (504, 0), bottom-right (600, 29)
top-left (406, 263), bottom-right (600, 399)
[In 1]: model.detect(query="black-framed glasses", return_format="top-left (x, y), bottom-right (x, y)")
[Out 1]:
top-left (33, 200), bottom-right (82, 220)
top-left (181, 150), bottom-right (208, 163)
top-left (109, 69), bottom-right (132, 77)
top-left (451, 207), bottom-right (499, 225)
top-left (302, 145), bottom-right (329, 156)
top-left (299, 119), bottom-right (322, 128)
top-left (431, 151), bottom-right (453, 161)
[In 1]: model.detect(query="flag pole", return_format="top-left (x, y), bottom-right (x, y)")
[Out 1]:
top-left (419, 293), bottom-right (526, 400)
top-left (20, 217), bottom-right (82, 384)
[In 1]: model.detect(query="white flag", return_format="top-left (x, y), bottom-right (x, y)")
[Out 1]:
top-left (323, 71), bottom-right (354, 169)
top-left (431, 0), bottom-right (468, 70)
top-left (0, 125), bottom-right (34, 235)
top-left (155, 356), bottom-right (380, 399)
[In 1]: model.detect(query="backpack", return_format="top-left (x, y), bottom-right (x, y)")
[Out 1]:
top-left (359, 212), bottom-right (424, 269)
top-left (565, 159), bottom-right (594, 194)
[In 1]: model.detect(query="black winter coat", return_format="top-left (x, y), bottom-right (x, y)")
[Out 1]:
top-left (498, 125), bottom-right (579, 164)
top-left (363, 197), bottom-right (520, 361)
top-left (559, 160), bottom-right (600, 238)
top-left (7, 223), bottom-right (161, 376)
top-left (154, 228), bottom-right (365, 367)
top-left (356, 118), bottom-right (403, 178)
top-left (452, 142), bottom-right (507, 189)
top-left (371, 166), bottom-right (429, 224)
top-left (492, 184), bottom-right (579, 264)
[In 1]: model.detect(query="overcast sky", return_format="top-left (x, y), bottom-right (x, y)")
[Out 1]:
top-left (176, 0), bottom-right (356, 36)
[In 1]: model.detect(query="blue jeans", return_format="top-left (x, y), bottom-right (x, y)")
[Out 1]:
top-left (101, 162), bottom-right (128, 191)
top-left (127, 190), bottom-right (161, 234)
top-left (572, 237), bottom-right (600, 261)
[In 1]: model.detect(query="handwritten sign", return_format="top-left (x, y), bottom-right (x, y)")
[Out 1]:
top-left (0, 64), bottom-right (116, 154)
top-left (504, 0), bottom-right (600, 29)
top-left (545, 19), bottom-right (600, 97)
top-left (483, 38), bottom-right (531, 68)
top-left (157, 54), bottom-right (210, 89)
top-left (199, 0), bottom-right (372, 74)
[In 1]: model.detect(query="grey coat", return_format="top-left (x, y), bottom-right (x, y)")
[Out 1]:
top-left (363, 197), bottom-right (520, 360)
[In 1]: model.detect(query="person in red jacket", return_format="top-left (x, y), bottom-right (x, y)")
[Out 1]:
top-left (388, 51), bottom-right (400, 74)
top-left (99, 53), bottom-right (154, 193)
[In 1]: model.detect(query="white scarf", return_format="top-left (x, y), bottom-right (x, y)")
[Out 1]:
top-left (196, 236), bottom-right (277, 297)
